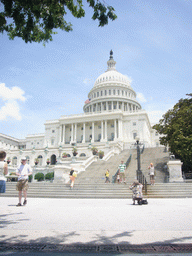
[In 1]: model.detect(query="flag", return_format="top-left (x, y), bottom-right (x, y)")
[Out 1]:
top-left (85, 99), bottom-right (91, 104)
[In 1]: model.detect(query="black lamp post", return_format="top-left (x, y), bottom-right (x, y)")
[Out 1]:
top-left (136, 136), bottom-right (141, 181)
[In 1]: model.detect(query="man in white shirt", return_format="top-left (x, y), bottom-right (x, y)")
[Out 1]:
top-left (16, 157), bottom-right (32, 206)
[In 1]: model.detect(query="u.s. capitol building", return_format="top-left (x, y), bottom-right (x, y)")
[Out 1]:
top-left (0, 51), bottom-right (161, 167)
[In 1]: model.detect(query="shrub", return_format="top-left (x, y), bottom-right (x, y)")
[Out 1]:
top-left (34, 172), bottom-right (44, 181)
top-left (28, 174), bottom-right (33, 182)
top-left (45, 172), bottom-right (54, 180)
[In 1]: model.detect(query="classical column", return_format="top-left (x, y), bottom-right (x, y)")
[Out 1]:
top-left (101, 121), bottom-right (104, 141)
top-left (122, 102), bottom-right (124, 111)
top-left (82, 123), bottom-right (86, 143)
top-left (117, 101), bottom-right (119, 110)
top-left (62, 125), bottom-right (65, 144)
top-left (59, 125), bottom-right (62, 144)
top-left (74, 123), bottom-right (77, 142)
top-left (91, 122), bottom-right (95, 142)
top-left (118, 119), bottom-right (123, 139)
top-left (105, 120), bottom-right (108, 141)
top-left (114, 120), bottom-right (117, 139)
top-left (71, 124), bottom-right (74, 143)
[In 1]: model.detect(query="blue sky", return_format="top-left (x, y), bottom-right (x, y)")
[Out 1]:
top-left (0, 0), bottom-right (191, 139)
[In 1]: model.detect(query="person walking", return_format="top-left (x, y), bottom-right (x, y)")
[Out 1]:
top-left (0, 151), bottom-right (8, 193)
top-left (148, 163), bottom-right (155, 185)
top-left (118, 160), bottom-right (126, 183)
top-left (69, 168), bottom-right (77, 189)
top-left (105, 169), bottom-right (110, 183)
top-left (16, 157), bottom-right (32, 206)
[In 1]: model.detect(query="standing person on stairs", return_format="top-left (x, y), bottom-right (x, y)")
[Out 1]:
top-left (148, 163), bottom-right (155, 185)
top-left (118, 160), bottom-right (126, 183)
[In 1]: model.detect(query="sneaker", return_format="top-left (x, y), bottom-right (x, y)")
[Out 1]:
top-left (23, 199), bottom-right (27, 206)
top-left (16, 203), bottom-right (22, 207)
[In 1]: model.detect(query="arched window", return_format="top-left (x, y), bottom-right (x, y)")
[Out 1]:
top-left (80, 153), bottom-right (86, 157)
top-left (51, 154), bottom-right (57, 165)
top-left (38, 155), bottom-right (43, 166)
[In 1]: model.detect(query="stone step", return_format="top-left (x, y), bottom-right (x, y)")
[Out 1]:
top-left (1, 182), bottom-right (192, 198)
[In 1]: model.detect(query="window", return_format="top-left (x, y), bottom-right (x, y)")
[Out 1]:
top-left (113, 89), bottom-right (116, 95)
top-left (111, 124), bottom-right (114, 128)
top-left (101, 91), bottom-right (103, 96)
top-left (133, 133), bottom-right (137, 139)
top-left (81, 127), bottom-right (83, 130)
top-left (51, 139), bottom-right (54, 145)
top-left (52, 130), bottom-right (55, 133)
top-left (109, 90), bottom-right (111, 95)
top-left (118, 90), bottom-right (120, 95)
top-left (90, 126), bottom-right (92, 130)
top-left (105, 90), bottom-right (107, 96)
top-left (155, 132), bottom-right (158, 136)
top-left (98, 126), bottom-right (101, 129)
top-left (97, 92), bottom-right (99, 97)
top-left (122, 90), bottom-right (124, 96)
top-left (133, 122), bottom-right (136, 126)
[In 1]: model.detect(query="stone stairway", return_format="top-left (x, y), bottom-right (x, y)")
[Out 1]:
top-left (1, 182), bottom-right (132, 199)
top-left (1, 147), bottom-right (191, 199)
top-left (1, 181), bottom-right (192, 199)
top-left (76, 149), bottom-right (132, 184)
top-left (140, 147), bottom-right (170, 183)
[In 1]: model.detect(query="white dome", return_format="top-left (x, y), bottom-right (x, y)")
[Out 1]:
top-left (94, 70), bottom-right (131, 87)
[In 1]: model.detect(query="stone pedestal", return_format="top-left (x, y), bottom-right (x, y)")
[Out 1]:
top-left (53, 165), bottom-right (70, 183)
top-left (167, 160), bottom-right (183, 182)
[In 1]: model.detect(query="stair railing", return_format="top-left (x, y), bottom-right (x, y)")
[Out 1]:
top-left (137, 170), bottom-right (147, 194)
top-left (112, 154), bottom-right (132, 183)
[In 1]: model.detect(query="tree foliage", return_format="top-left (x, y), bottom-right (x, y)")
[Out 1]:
top-left (0, 0), bottom-right (117, 43)
top-left (153, 94), bottom-right (192, 172)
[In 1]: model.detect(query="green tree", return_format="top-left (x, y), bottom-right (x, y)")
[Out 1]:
top-left (0, 0), bottom-right (117, 44)
top-left (153, 94), bottom-right (192, 172)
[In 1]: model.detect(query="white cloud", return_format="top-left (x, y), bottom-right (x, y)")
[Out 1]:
top-left (0, 83), bottom-right (26, 121)
top-left (0, 83), bottom-right (26, 102)
top-left (0, 101), bottom-right (21, 121)
top-left (137, 92), bottom-right (147, 103)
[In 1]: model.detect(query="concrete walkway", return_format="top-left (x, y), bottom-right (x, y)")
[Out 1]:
top-left (1, 197), bottom-right (192, 254)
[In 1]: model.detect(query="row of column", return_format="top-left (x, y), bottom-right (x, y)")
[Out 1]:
top-left (59, 119), bottom-right (123, 144)
top-left (85, 101), bottom-right (138, 113)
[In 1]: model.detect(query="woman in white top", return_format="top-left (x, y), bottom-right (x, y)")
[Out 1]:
top-left (0, 151), bottom-right (8, 193)
top-left (148, 163), bottom-right (155, 185)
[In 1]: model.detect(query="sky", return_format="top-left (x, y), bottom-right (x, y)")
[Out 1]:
top-left (0, 0), bottom-right (191, 139)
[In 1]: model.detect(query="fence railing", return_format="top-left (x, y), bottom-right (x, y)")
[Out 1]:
top-left (137, 170), bottom-right (147, 194)
top-left (112, 154), bottom-right (132, 183)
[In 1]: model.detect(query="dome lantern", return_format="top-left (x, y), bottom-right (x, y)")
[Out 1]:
top-left (107, 49), bottom-right (116, 71)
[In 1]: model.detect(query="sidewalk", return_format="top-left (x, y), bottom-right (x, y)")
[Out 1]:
top-left (1, 197), bottom-right (192, 254)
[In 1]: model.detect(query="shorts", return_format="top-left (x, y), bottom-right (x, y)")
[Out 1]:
top-left (16, 179), bottom-right (29, 191)
top-left (0, 180), bottom-right (6, 193)
top-left (120, 172), bottom-right (125, 179)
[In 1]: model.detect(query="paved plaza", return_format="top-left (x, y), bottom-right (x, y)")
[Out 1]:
top-left (1, 197), bottom-right (192, 255)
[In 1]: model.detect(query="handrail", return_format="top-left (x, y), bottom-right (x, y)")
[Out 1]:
top-left (137, 170), bottom-right (147, 194)
top-left (112, 154), bottom-right (132, 183)
top-left (141, 145), bottom-right (145, 154)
